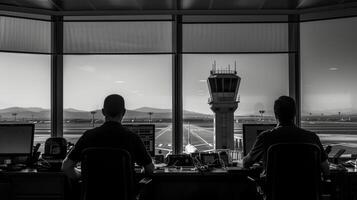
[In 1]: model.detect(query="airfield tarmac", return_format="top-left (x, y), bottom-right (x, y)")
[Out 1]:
top-left (33, 121), bottom-right (357, 155)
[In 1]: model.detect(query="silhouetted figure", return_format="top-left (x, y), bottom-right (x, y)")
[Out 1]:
top-left (243, 96), bottom-right (330, 199)
top-left (62, 94), bottom-right (154, 180)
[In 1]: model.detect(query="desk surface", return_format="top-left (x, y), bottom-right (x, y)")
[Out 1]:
top-left (151, 166), bottom-right (254, 177)
top-left (0, 168), bottom-right (65, 175)
top-left (0, 163), bottom-right (356, 175)
top-left (0, 164), bottom-right (354, 173)
top-left (0, 166), bottom-right (355, 200)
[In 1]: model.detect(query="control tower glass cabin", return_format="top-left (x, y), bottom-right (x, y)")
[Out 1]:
top-left (207, 68), bottom-right (241, 150)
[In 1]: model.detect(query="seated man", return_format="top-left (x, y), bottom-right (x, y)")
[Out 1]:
top-left (62, 94), bottom-right (154, 180)
top-left (243, 96), bottom-right (330, 178)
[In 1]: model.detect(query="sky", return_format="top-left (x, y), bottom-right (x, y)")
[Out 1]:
top-left (300, 17), bottom-right (357, 115)
top-left (63, 55), bottom-right (172, 111)
top-left (0, 53), bottom-right (50, 109)
top-left (1, 17), bottom-right (357, 116)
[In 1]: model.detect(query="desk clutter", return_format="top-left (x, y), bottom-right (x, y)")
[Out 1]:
top-left (151, 150), bottom-right (245, 174)
top-left (1, 134), bottom-right (243, 173)
top-left (0, 137), bottom-right (73, 172)
top-left (0, 125), bottom-right (355, 175)
top-left (37, 137), bottom-right (72, 171)
top-left (325, 145), bottom-right (357, 172)
top-left (2, 140), bottom-right (356, 174)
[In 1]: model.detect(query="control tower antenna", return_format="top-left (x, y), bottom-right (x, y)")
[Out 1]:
top-left (207, 64), bottom-right (241, 150)
top-left (234, 61), bottom-right (237, 73)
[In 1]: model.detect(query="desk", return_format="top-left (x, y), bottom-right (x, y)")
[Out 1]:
top-left (0, 170), bottom-right (67, 200)
top-left (148, 168), bottom-right (257, 200)
top-left (331, 168), bottom-right (357, 200)
top-left (146, 167), bottom-right (357, 200)
top-left (0, 168), bottom-right (356, 200)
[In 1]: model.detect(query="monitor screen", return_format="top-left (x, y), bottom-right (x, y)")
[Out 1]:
top-left (0, 124), bottom-right (34, 155)
top-left (123, 124), bottom-right (155, 157)
top-left (243, 124), bottom-right (276, 156)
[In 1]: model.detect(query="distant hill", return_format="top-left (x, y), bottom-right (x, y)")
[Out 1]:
top-left (65, 108), bottom-right (85, 113)
top-left (183, 109), bottom-right (212, 119)
top-left (0, 107), bottom-right (50, 120)
top-left (0, 107), bottom-right (48, 114)
top-left (302, 108), bottom-right (357, 116)
top-left (0, 107), bottom-right (212, 120)
top-left (134, 107), bottom-right (172, 113)
top-left (3, 106), bottom-right (357, 121)
top-left (134, 107), bottom-right (212, 118)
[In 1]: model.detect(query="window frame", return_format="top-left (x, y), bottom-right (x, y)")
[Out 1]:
top-left (13, 12), bottom-right (357, 154)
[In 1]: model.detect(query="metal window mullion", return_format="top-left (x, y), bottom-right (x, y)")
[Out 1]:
top-left (51, 16), bottom-right (63, 137)
top-left (172, 14), bottom-right (183, 154)
top-left (288, 15), bottom-right (301, 127)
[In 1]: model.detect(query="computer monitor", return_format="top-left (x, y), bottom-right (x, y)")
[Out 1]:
top-left (0, 124), bottom-right (34, 156)
top-left (243, 124), bottom-right (276, 156)
top-left (123, 124), bottom-right (155, 157)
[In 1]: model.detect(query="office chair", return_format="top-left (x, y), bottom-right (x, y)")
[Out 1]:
top-left (81, 148), bottom-right (150, 200)
top-left (265, 143), bottom-right (322, 200)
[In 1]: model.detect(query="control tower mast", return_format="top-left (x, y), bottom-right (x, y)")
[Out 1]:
top-left (207, 61), bottom-right (241, 150)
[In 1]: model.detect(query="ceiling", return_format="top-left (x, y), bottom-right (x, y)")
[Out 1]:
top-left (0, 0), bottom-right (357, 11)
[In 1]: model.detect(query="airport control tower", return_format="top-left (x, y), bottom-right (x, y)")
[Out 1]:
top-left (207, 62), bottom-right (241, 150)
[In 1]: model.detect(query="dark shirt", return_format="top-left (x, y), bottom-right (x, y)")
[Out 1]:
top-left (67, 121), bottom-right (152, 166)
top-left (246, 123), bottom-right (327, 170)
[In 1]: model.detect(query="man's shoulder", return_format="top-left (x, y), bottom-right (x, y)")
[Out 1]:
top-left (81, 123), bottom-right (139, 138)
top-left (274, 125), bottom-right (312, 133)
top-left (123, 128), bottom-right (142, 141)
top-left (261, 127), bottom-right (277, 135)
top-left (81, 126), bottom-right (103, 136)
top-left (276, 125), bottom-right (320, 140)
top-left (108, 125), bottom-right (141, 141)
top-left (296, 127), bottom-right (320, 139)
top-left (256, 127), bottom-right (276, 140)
top-left (287, 125), bottom-right (316, 135)
top-left (79, 124), bottom-right (119, 139)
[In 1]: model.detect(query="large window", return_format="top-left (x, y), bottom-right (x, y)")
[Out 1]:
top-left (0, 53), bottom-right (51, 151)
top-left (301, 17), bottom-right (357, 155)
top-left (1, 12), bottom-right (357, 157)
top-left (183, 54), bottom-right (289, 152)
top-left (63, 55), bottom-right (172, 155)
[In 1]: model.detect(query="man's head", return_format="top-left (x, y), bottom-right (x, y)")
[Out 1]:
top-left (102, 94), bottom-right (126, 121)
top-left (274, 96), bottom-right (296, 123)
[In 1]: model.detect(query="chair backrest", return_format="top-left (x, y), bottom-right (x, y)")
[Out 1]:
top-left (81, 148), bottom-right (135, 200)
top-left (266, 143), bottom-right (321, 200)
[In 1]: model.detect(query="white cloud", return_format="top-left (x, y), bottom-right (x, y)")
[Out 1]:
top-left (329, 67), bottom-right (339, 71)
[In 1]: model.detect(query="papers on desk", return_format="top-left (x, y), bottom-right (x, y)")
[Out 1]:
top-left (154, 163), bottom-right (167, 169)
top-left (210, 168), bottom-right (227, 173)
top-left (226, 166), bottom-right (245, 173)
top-left (329, 163), bottom-right (347, 172)
top-left (163, 166), bottom-right (197, 173)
